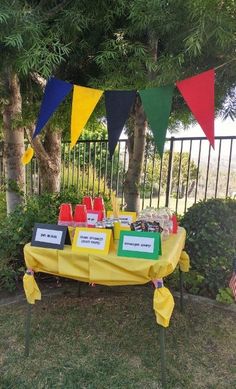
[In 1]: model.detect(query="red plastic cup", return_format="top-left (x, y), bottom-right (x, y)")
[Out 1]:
top-left (58, 203), bottom-right (73, 223)
top-left (74, 204), bottom-right (87, 225)
top-left (93, 196), bottom-right (105, 219)
top-left (82, 196), bottom-right (93, 211)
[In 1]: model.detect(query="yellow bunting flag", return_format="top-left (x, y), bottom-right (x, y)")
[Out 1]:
top-left (21, 147), bottom-right (34, 165)
top-left (70, 85), bottom-right (103, 149)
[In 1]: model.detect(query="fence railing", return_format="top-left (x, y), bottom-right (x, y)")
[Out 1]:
top-left (1, 135), bottom-right (236, 214)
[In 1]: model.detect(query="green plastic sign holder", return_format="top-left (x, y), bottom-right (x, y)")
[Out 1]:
top-left (117, 230), bottom-right (162, 260)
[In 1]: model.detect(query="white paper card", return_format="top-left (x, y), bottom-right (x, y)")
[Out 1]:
top-left (122, 236), bottom-right (154, 253)
top-left (87, 212), bottom-right (99, 226)
top-left (76, 231), bottom-right (106, 250)
top-left (35, 228), bottom-right (63, 245)
top-left (118, 215), bottom-right (133, 226)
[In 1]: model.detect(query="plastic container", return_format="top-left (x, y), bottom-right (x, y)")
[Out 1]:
top-left (73, 204), bottom-right (87, 227)
top-left (58, 203), bottom-right (73, 226)
top-left (93, 196), bottom-right (105, 219)
top-left (82, 196), bottom-right (93, 211)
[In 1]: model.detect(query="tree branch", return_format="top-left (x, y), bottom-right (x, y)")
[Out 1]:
top-left (25, 125), bottom-right (48, 162)
top-left (30, 72), bottom-right (47, 89)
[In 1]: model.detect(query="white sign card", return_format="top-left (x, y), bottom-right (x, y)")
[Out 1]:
top-left (77, 231), bottom-right (106, 250)
top-left (87, 211), bottom-right (100, 227)
top-left (72, 227), bottom-right (112, 255)
top-left (31, 223), bottom-right (71, 249)
top-left (122, 235), bottom-right (155, 253)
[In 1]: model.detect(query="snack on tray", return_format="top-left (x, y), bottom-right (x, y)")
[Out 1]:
top-left (136, 207), bottom-right (174, 239)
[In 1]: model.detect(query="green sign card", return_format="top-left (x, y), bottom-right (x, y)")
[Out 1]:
top-left (117, 231), bottom-right (162, 260)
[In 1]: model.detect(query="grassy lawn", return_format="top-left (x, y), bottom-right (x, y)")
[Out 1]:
top-left (0, 284), bottom-right (235, 389)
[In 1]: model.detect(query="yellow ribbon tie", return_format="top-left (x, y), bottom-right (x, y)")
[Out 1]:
top-left (153, 287), bottom-right (175, 328)
top-left (179, 250), bottom-right (190, 272)
top-left (23, 274), bottom-right (41, 304)
top-left (21, 147), bottom-right (34, 165)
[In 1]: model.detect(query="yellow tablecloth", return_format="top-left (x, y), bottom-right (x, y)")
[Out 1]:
top-left (23, 227), bottom-right (189, 327)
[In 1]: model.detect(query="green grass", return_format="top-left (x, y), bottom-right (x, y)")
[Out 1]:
top-left (0, 284), bottom-right (235, 389)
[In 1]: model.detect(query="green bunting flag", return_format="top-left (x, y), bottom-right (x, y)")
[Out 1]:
top-left (139, 85), bottom-right (174, 156)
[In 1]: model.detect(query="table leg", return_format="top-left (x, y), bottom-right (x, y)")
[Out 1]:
top-left (77, 281), bottom-right (82, 297)
top-left (179, 268), bottom-right (184, 313)
top-left (159, 326), bottom-right (167, 389)
top-left (24, 303), bottom-right (32, 357)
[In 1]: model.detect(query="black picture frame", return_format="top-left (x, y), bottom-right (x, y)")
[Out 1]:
top-left (31, 223), bottom-right (71, 249)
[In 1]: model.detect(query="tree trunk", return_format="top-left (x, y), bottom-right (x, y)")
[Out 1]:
top-left (27, 125), bottom-right (61, 193)
top-left (2, 72), bottom-right (25, 213)
top-left (124, 97), bottom-right (146, 212)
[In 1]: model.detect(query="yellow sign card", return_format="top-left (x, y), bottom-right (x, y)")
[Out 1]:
top-left (72, 227), bottom-right (112, 255)
top-left (107, 211), bottom-right (136, 227)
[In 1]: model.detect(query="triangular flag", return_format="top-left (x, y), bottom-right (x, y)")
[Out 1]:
top-left (105, 90), bottom-right (136, 157)
top-left (176, 69), bottom-right (215, 147)
top-left (32, 77), bottom-right (73, 139)
top-left (139, 85), bottom-right (174, 157)
top-left (70, 85), bottom-right (103, 149)
top-left (21, 147), bottom-right (34, 165)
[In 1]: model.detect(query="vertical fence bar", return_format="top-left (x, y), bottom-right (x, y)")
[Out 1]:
top-left (82, 143), bottom-right (86, 191)
top-left (204, 142), bottom-right (211, 200)
top-left (215, 139), bottom-right (222, 198)
top-left (149, 144), bottom-right (156, 207)
top-left (92, 142), bottom-right (96, 197)
top-left (194, 139), bottom-right (202, 204)
top-left (67, 143), bottom-right (71, 189)
top-left (165, 137), bottom-right (174, 208)
top-left (157, 155), bottom-right (163, 209)
top-left (142, 140), bottom-right (149, 209)
top-left (226, 138), bottom-right (233, 197)
top-left (61, 142), bottom-right (65, 190)
top-left (29, 159), bottom-right (33, 195)
top-left (109, 154), bottom-right (114, 197)
top-left (98, 142), bottom-right (102, 195)
top-left (76, 143), bottom-right (80, 191)
top-left (71, 146), bottom-right (75, 187)
top-left (184, 139), bottom-right (192, 213)
top-left (104, 142), bottom-right (109, 195)
top-left (121, 141), bottom-right (127, 208)
top-left (116, 142), bottom-right (121, 196)
top-left (87, 142), bottom-right (91, 193)
top-left (175, 140), bottom-right (183, 214)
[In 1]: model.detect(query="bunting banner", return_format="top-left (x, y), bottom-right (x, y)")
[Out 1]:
top-left (176, 69), bottom-right (215, 147)
top-left (32, 77), bottom-right (73, 139)
top-left (70, 85), bottom-right (103, 149)
top-left (139, 85), bottom-right (174, 156)
top-left (105, 90), bottom-right (137, 157)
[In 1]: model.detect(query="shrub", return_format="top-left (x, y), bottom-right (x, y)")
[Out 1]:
top-left (0, 188), bottom-right (112, 291)
top-left (180, 198), bottom-right (236, 298)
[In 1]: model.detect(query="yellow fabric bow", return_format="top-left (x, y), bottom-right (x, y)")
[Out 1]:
top-left (153, 286), bottom-right (175, 328)
top-left (179, 250), bottom-right (190, 272)
top-left (21, 147), bottom-right (34, 165)
top-left (23, 274), bottom-right (41, 304)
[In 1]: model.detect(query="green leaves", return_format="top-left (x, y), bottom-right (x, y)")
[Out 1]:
top-left (180, 198), bottom-right (236, 298)
top-left (3, 33), bottom-right (23, 49)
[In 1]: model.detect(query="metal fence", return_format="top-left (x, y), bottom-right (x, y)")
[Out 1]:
top-left (1, 135), bottom-right (236, 214)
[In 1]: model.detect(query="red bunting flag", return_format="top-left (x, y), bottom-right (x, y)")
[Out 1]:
top-left (176, 69), bottom-right (215, 148)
